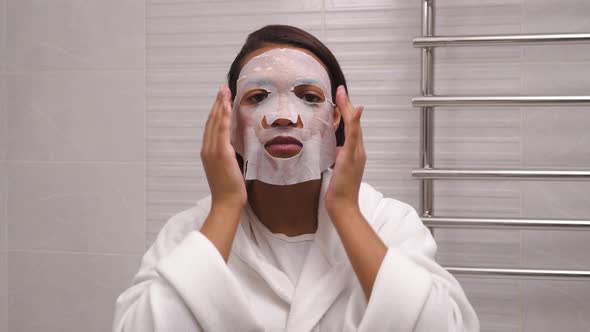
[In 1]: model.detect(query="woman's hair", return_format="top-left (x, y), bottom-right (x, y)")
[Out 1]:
top-left (227, 24), bottom-right (347, 147)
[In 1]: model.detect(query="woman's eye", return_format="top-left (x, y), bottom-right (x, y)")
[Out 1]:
top-left (246, 91), bottom-right (269, 104)
top-left (300, 93), bottom-right (323, 103)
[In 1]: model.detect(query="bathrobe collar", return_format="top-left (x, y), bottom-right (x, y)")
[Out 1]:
top-left (231, 169), bottom-right (353, 331)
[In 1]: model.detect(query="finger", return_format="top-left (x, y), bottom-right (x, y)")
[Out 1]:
top-left (205, 86), bottom-right (225, 154)
top-left (202, 89), bottom-right (220, 155)
top-left (354, 105), bottom-right (365, 148)
top-left (334, 85), bottom-right (355, 125)
top-left (219, 84), bottom-right (233, 147)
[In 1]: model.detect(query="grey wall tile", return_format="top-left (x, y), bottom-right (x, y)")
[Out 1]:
top-left (6, 72), bottom-right (144, 162)
top-left (457, 277), bottom-right (521, 332)
top-left (521, 64), bottom-right (590, 167)
top-left (522, 63), bottom-right (590, 95)
top-left (522, 279), bottom-right (590, 332)
top-left (434, 180), bottom-right (521, 217)
top-left (521, 182), bottom-right (590, 219)
top-left (521, 0), bottom-right (590, 63)
top-left (5, 0), bottom-right (144, 70)
top-left (435, 63), bottom-right (521, 95)
top-left (0, 253), bottom-right (5, 332)
top-left (435, 228), bottom-right (521, 268)
top-left (522, 44), bottom-right (590, 63)
top-left (521, 181), bottom-right (590, 271)
top-left (434, 0), bottom-right (521, 35)
top-left (0, 162), bottom-right (4, 251)
top-left (7, 252), bottom-right (140, 332)
top-left (325, 0), bottom-right (418, 10)
top-left (324, 7), bottom-right (421, 66)
top-left (523, 0), bottom-right (590, 34)
top-left (0, 0), bottom-right (5, 73)
top-left (7, 162), bottom-right (145, 254)
top-left (0, 76), bottom-right (5, 161)
top-left (522, 229), bottom-right (590, 270)
top-left (147, 0), bottom-right (323, 70)
top-left (522, 108), bottom-right (590, 168)
top-left (434, 108), bottom-right (521, 168)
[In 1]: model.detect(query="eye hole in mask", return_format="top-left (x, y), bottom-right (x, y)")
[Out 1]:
top-left (292, 85), bottom-right (325, 104)
top-left (241, 89), bottom-right (271, 106)
top-left (239, 84), bottom-right (331, 107)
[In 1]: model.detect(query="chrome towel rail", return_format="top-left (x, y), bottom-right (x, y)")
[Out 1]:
top-left (413, 33), bottom-right (590, 47)
top-left (411, 168), bottom-right (590, 180)
top-left (415, 0), bottom-right (590, 280)
top-left (412, 95), bottom-right (590, 107)
top-left (446, 267), bottom-right (590, 280)
top-left (421, 217), bottom-right (590, 231)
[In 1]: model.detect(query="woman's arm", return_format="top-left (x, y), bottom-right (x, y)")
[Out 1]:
top-left (327, 85), bottom-right (479, 331)
top-left (326, 85), bottom-right (384, 302)
top-left (199, 85), bottom-right (247, 261)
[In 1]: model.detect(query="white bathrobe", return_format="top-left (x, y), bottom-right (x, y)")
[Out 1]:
top-left (112, 170), bottom-right (480, 332)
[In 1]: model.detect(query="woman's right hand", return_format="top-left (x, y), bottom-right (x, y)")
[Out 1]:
top-left (200, 84), bottom-right (247, 212)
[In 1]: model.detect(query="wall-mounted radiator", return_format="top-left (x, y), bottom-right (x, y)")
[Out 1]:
top-left (414, 0), bottom-right (590, 280)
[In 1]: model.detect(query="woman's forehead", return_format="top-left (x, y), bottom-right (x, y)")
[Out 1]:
top-left (239, 43), bottom-right (328, 72)
top-left (237, 48), bottom-right (331, 92)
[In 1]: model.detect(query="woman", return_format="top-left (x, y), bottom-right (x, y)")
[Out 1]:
top-left (112, 25), bottom-right (479, 332)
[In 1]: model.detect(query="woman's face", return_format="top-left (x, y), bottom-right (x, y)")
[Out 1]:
top-left (229, 44), bottom-right (341, 186)
top-left (234, 44), bottom-right (341, 159)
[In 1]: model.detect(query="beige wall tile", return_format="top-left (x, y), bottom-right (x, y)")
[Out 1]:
top-left (5, 0), bottom-right (144, 70)
top-left (0, 253), bottom-right (5, 332)
top-left (522, 279), bottom-right (590, 332)
top-left (7, 162), bottom-right (145, 254)
top-left (7, 252), bottom-right (140, 332)
top-left (458, 277), bottom-right (521, 332)
top-left (0, 162), bottom-right (4, 251)
top-left (6, 72), bottom-right (144, 162)
top-left (0, 76), bottom-right (5, 161)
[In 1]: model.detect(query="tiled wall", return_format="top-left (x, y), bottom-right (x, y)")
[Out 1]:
top-left (146, 0), bottom-right (590, 332)
top-left (1, 0), bottom-right (589, 331)
top-left (1, 0), bottom-right (146, 331)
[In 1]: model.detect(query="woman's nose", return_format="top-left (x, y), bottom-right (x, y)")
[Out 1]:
top-left (261, 115), bottom-right (304, 129)
top-left (272, 118), bottom-right (296, 127)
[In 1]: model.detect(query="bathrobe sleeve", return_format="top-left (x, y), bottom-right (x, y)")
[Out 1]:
top-left (349, 199), bottom-right (480, 332)
top-left (111, 207), bottom-right (263, 332)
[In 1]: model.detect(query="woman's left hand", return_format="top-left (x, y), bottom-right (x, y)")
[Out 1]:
top-left (325, 85), bottom-right (366, 218)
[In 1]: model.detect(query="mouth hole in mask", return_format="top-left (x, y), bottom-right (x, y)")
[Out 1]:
top-left (263, 135), bottom-right (304, 159)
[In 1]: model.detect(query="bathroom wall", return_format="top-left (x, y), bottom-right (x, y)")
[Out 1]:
top-left (0, 0), bottom-right (588, 331)
top-left (1, 0), bottom-right (146, 331)
top-left (146, 0), bottom-right (590, 331)
top-left (433, 0), bottom-right (590, 331)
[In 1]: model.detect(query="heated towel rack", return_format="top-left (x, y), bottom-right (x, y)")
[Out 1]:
top-left (413, 0), bottom-right (590, 280)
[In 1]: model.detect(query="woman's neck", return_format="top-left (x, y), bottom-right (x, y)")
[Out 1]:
top-left (247, 179), bottom-right (322, 236)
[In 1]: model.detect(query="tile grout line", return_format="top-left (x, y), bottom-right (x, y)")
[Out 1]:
top-left (144, 0), bottom-right (148, 253)
top-left (2, 0), bottom-right (7, 328)
top-left (518, 0), bottom-right (526, 332)
top-left (5, 248), bottom-right (142, 256)
top-left (3, 160), bottom-right (145, 164)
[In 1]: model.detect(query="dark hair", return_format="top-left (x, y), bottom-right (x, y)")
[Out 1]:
top-left (227, 24), bottom-right (347, 147)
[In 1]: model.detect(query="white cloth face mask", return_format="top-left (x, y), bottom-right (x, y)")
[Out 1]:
top-left (231, 48), bottom-right (337, 185)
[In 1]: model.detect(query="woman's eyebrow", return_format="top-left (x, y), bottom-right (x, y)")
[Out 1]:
top-left (292, 78), bottom-right (323, 86)
top-left (239, 77), bottom-right (275, 88)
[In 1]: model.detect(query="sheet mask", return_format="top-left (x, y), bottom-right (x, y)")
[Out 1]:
top-left (231, 48), bottom-right (337, 185)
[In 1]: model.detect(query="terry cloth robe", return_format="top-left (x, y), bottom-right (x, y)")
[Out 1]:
top-left (112, 169), bottom-right (480, 332)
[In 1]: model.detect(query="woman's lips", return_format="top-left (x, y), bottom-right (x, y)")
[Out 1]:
top-left (264, 136), bottom-right (303, 158)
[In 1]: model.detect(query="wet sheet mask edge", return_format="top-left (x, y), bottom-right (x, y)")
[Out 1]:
top-left (230, 48), bottom-right (337, 185)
